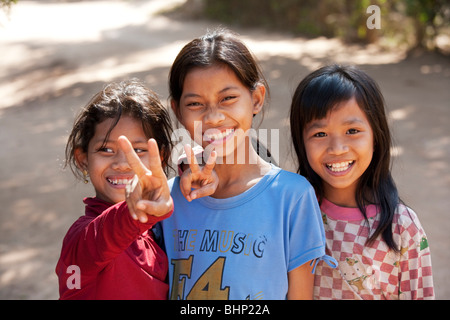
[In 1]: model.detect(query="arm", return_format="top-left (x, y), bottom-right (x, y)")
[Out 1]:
top-left (286, 179), bottom-right (330, 299)
top-left (56, 200), bottom-right (165, 299)
top-left (74, 201), bottom-right (165, 264)
top-left (398, 207), bottom-right (435, 299)
top-left (287, 261), bottom-right (315, 300)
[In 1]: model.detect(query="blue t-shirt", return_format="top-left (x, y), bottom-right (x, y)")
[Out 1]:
top-left (161, 165), bottom-right (327, 300)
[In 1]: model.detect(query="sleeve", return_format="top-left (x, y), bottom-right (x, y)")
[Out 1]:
top-left (59, 201), bottom-right (171, 273)
top-left (287, 182), bottom-right (331, 272)
top-left (56, 201), bottom-right (172, 299)
top-left (397, 206), bottom-right (435, 299)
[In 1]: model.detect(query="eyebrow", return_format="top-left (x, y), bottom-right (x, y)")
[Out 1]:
top-left (343, 118), bottom-right (366, 126)
top-left (305, 118), bottom-right (366, 131)
top-left (93, 138), bottom-right (148, 145)
top-left (182, 86), bottom-right (240, 99)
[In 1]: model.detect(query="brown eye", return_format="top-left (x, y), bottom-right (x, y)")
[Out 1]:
top-left (347, 128), bottom-right (359, 135)
top-left (314, 132), bottom-right (327, 138)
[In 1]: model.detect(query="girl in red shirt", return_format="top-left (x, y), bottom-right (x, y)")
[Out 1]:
top-left (56, 79), bottom-right (215, 299)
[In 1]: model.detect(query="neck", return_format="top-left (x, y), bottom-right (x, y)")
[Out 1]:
top-left (323, 183), bottom-right (358, 208)
top-left (211, 145), bottom-right (271, 199)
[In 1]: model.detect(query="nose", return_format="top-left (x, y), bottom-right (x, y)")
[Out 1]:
top-left (204, 106), bottom-right (225, 126)
top-left (327, 136), bottom-right (349, 155)
top-left (112, 149), bottom-right (132, 171)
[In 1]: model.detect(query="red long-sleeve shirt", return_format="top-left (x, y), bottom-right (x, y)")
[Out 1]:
top-left (55, 197), bottom-right (172, 300)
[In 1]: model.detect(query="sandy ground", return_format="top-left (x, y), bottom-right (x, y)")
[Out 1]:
top-left (0, 0), bottom-right (449, 300)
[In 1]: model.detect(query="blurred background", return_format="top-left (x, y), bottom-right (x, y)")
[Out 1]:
top-left (0, 0), bottom-right (449, 299)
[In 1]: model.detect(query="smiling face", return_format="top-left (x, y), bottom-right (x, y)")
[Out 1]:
top-left (303, 97), bottom-right (374, 206)
top-left (75, 115), bottom-right (150, 204)
top-left (174, 64), bottom-right (265, 161)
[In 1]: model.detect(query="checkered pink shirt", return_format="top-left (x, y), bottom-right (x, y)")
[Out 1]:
top-left (314, 198), bottom-right (435, 300)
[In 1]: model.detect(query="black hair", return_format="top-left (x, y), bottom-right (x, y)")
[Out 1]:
top-left (169, 28), bottom-right (269, 119)
top-left (65, 79), bottom-right (174, 178)
top-left (290, 64), bottom-right (400, 251)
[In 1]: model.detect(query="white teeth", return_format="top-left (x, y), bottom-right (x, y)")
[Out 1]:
top-left (204, 128), bottom-right (234, 141)
top-left (326, 161), bottom-right (354, 172)
top-left (107, 178), bottom-right (131, 185)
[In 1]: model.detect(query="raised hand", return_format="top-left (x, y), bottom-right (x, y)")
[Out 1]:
top-left (117, 136), bottom-right (173, 223)
top-left (179, 144), bottom-right (218, 202)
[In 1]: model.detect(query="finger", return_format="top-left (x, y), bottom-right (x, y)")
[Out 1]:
top-left (190, 178), bottom-right (218, 200)
top-left (179, 170), bottom-right (193, 201)
top-left (147, 138), bottom-right (165, 177)
top-left (118, 136), bottom-right (149, 178)
top-left (202, 150), bottom-right (217, 177)
top-left (132, 198), bottom-right (155, 223)
top-left (125, 174), bottom-right (140, 197)
top-left (135, 198), bottom-right (173, 219)
top-left (131, 205), bottom-right (150, 223)
top-left (125, 175), bottom-right (141, 220)
top-left (134, 207), bottom-right (150, 223)
top-left (184, 144), bottom-right (200, 174)
top-left (127, 200), bottom-right (139, 221)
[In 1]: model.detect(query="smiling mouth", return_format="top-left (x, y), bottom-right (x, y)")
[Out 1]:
top-left (203, 128), bottom-right (235, 143)
top-left (107, 177), bottom-right (133, 186)
top-left (326, 161), bottom-right (354, 172)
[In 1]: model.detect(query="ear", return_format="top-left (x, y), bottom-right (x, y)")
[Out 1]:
top-left (74, 147), bottom-right (88, 172)
top-left (251, 84), bottom-right (266, 115)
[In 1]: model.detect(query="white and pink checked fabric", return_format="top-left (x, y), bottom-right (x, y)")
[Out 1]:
top-left (314, 199), bottom-right (435, 300)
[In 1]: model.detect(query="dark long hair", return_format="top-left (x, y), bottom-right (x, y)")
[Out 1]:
top-left (65, 79), bottom-right (174, 178)
top-left (290, 65), bottom-right (399, 251)
top-left (169, 28), bottom-right (269, 117)
top-left (168, 28), bottom-right (276, 163)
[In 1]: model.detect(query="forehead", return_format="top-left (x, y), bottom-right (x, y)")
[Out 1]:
top-left (305, 97), bottom-right (370, 129)
top-left (182, 65), bottom-right (243, 93)
top-left (92, 116), bottom-right (146, 141)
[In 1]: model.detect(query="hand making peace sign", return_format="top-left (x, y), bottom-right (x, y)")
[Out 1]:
top-left (179, 145), bottom-right (218, 202)
top-left (117, 136), bottom-right (173, 223)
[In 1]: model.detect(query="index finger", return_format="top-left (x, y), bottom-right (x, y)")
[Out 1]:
top-left (184, 144), bottom-right (200, 174)
top-left (201, 150), bottom-right (217, 177)
top-left (147, 138), bottom-right (166, 177)
top-left (118, 135), bottom-right (150, 178)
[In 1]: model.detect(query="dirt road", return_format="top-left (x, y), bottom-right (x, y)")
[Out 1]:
top-left (1, 0), bottom-right (449, 299)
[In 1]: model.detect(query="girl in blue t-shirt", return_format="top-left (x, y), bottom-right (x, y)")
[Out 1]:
top-left (161, 28), bottom-right (334, 300)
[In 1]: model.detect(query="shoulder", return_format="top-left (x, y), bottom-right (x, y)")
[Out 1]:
top-left (270, 166), bottom-right (311, 186)
top-left (262, 168), bottom-right (320, 218)
top-left (392, 204), bottom-right (428, 245)
top-left (270, 167), bottom-right (315, 195)
top-left (393, 204), bottom-right (422, 230)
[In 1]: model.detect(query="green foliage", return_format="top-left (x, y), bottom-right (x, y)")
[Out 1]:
top-left (202, 0), bottom-right (449, 51)
top-left (1, 0), bottom-right (18, 7)
top-left (403, 0), bottom-right (449, 48)
top-left (1, 0), bottom-right (18, 13)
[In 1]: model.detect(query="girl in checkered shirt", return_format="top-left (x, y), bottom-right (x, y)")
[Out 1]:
top-left (289, 65), bottom-right (435, 299)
